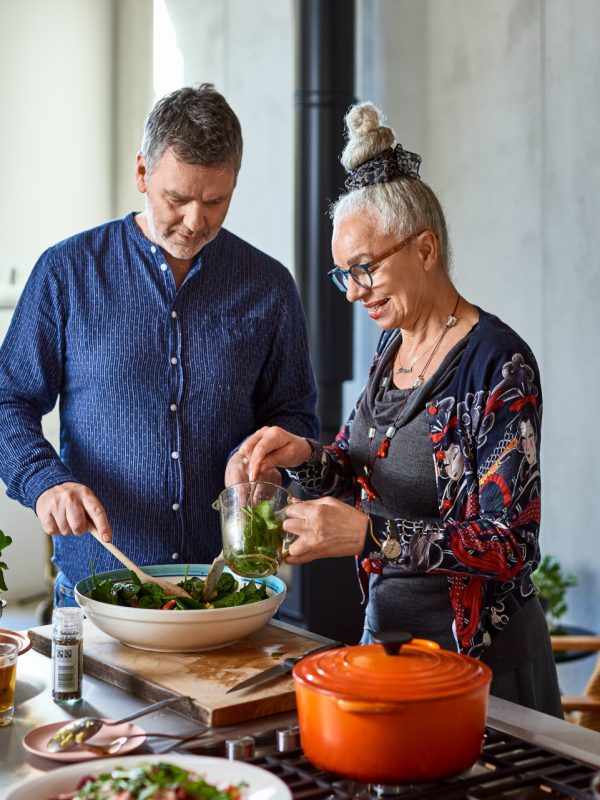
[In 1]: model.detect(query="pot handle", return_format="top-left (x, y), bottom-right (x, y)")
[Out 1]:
top-left (336, 699), bottom-right (400, 714)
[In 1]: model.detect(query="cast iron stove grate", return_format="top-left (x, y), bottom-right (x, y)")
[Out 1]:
top-left (179, 726), bottom-right (599, 799)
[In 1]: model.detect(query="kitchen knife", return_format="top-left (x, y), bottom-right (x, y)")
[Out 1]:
top-left (226, 641), bottom-right (344, 693)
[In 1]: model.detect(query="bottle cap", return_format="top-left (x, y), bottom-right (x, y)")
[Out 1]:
top-left (52, 606), bottom-right (83, 638)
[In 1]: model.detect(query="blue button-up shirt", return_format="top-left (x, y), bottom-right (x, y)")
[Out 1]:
top-left (0, 214), bottom-right (318, 587)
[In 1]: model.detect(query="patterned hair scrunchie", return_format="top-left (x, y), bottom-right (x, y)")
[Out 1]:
top-left (345, 143), bottom-right (422, 191)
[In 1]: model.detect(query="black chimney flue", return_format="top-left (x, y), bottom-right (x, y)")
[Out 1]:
top-left (295, 0), bottom-right (355, 443)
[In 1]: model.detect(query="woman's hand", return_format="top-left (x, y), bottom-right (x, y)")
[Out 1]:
top-left (224, 449), bottom-right (282, 488)
top-left (239, 426), bottom-right (313, 482)
top-left (283, 497), bottom-right (369, 564)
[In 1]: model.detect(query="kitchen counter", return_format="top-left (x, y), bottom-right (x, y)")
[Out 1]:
top-left (2, 623), bottom-right (600, 797)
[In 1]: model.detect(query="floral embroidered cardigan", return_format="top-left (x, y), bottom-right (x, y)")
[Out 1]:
top-left (289, 309), bottom-right (542, 658)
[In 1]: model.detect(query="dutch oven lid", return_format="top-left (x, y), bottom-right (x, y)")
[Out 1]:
top-left (293, 632), bottom-right (492, 702)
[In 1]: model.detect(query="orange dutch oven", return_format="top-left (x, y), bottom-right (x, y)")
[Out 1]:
top-left (292, 632), bottom-right (492, 784)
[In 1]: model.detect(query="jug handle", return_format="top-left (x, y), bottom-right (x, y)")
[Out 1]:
top-left (211, 498), bottom-right (220, 511)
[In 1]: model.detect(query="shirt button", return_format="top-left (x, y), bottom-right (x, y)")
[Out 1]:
top-left (150, 246), bottom-right (157, 253)
top-left (172, 503), bottom-right (180, 511)
top-left (160, 263), bottom-right (168, 271)
top-left (171, 451), bottom-right (179, 459)
top-left (172, 552), bottom-right (180, 561)
top-left (171, 310), bottom-right (177, 319)
top-left (171, 356), bottom-right (178, 365)
top-left (170, 403), bottom-right (177, 412)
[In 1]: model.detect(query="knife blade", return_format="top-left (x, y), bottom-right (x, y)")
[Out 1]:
top-left (226, 641), bottom-right (344, 694)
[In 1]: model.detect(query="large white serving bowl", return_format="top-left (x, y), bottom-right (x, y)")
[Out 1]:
top-left (74, 564), bottom-right (286, 652)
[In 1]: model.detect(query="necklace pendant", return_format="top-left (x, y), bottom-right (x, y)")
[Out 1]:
top-left (357, 474), bottom-right (377, 501)
top-left (396, 365), bottom-right (413, 375)
top-left (446, 314), bottom-right (457, 328)
top-left (385, 426), bottom-right (397, 439)
top-left (381, 520), bottom-right (401, 560)
top-left (381, 536), bottom-right (402, 560)
top-left (376, 437), bottom-right (390, 459)
top-left (368, 426), bottom-right (376, 439)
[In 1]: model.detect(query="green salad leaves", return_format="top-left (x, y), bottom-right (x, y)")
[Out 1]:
top-left (241, 499), bottom-right (283, 548)
top-left (90, 564), bottom-right (268, 610)
top-left (60, 761), bottom-right (246, 799)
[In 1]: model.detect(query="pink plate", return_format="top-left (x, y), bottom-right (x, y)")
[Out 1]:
top-left (0, 628), bottom-right (31, 655)
top-left (22, 720), bottom-right (147, 762)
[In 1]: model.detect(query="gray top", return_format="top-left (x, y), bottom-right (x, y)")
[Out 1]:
top-left (348, 335), bottom-right (465, 648)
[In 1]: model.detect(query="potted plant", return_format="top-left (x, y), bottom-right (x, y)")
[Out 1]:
top-left (532, 553), bottom-right (577, 632)
top-left (0, 529), bottom-right (12, 619)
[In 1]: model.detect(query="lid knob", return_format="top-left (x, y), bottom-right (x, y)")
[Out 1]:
top-left (373, 631), bottom-right (413, 656)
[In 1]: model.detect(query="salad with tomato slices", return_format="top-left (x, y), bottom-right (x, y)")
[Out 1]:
top-left (49, 761), bottom-right (246, 799)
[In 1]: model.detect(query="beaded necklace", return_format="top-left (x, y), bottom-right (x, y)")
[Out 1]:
top-left (356, 294), bottom-right (460, 511)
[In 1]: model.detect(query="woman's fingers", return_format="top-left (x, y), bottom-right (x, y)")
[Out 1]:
top-left (241, 427), bottom-right (310, 482)
top-left (282, 498), bottom-right (370, 562)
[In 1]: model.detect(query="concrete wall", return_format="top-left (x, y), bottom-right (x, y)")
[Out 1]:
top-left (164, 0), bottom-right (295, 272)
top-left (357, 0), bottom-right (600, 690)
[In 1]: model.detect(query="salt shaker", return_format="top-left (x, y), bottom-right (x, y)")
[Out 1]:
top-left (51, 606), bottom-right (83, 704)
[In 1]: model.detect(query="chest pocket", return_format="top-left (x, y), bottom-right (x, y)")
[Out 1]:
top-left (184, 314), bottom-right (271, 392)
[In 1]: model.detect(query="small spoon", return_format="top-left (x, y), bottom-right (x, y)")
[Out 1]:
top-left (88, 527), bottom-right (191, 598)
top-left (46, 696), bottom-right (191, 752)
top-left (82, 728), bottom-right (208, 756)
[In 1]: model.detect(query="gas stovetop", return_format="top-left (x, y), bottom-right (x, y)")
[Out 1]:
top-left (177, 724), bottom-right (599, 799)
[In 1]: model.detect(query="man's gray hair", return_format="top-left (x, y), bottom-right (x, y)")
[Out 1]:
top-left (141, 84), bottom-right (243, 176)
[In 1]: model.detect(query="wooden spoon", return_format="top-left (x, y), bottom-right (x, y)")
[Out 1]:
top-left (201, 550), bottom-right (225, 602)
top-left (88, 527), bottom-right (191, 598)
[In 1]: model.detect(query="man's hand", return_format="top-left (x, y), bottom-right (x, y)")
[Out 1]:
top-left (224, 449), bottom-right (282, 488)
top-left (35, 482), bottom-right (112, 542)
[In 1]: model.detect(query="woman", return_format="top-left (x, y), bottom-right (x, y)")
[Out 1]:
top-left (236, 102), bottom-right (562, 717)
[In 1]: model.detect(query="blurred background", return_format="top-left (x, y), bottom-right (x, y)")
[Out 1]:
top-left (0, 0), bottom-right (598, 696)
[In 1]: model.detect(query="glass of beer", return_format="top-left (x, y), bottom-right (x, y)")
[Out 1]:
top-left (0, 641), bottom-right (18, 726)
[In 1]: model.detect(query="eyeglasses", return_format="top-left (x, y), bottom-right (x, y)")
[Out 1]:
top-left (327, 230), bottom-right (424, 293)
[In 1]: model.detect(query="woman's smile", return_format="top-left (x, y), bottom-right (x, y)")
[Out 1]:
top-left (364, 297), bottom-right (390, 319)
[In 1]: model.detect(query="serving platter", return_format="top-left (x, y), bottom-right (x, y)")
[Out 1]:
top-left (6, 753), bottom-right (293, 800)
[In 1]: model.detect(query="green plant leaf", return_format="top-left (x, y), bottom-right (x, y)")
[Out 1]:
top-left (532, 554), bottom-right (577, 623)
top-left (0, 531), bottom-right (13, 593)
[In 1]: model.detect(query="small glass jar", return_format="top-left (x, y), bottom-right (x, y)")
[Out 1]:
top-left (51, 606), bottom-right (83, 704)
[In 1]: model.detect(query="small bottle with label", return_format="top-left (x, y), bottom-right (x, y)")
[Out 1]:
top-left (52, 606), bottom-right (83, 704)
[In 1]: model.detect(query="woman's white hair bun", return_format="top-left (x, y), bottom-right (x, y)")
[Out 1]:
top-left (341, 101), bottom-right (396, 171)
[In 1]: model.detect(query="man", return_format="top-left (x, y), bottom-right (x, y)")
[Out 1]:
top-left (0, 84), bottom-right (318, 605)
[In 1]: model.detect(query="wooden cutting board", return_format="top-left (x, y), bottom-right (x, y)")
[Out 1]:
top-left (28, 620), bottom-right (326, 726)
